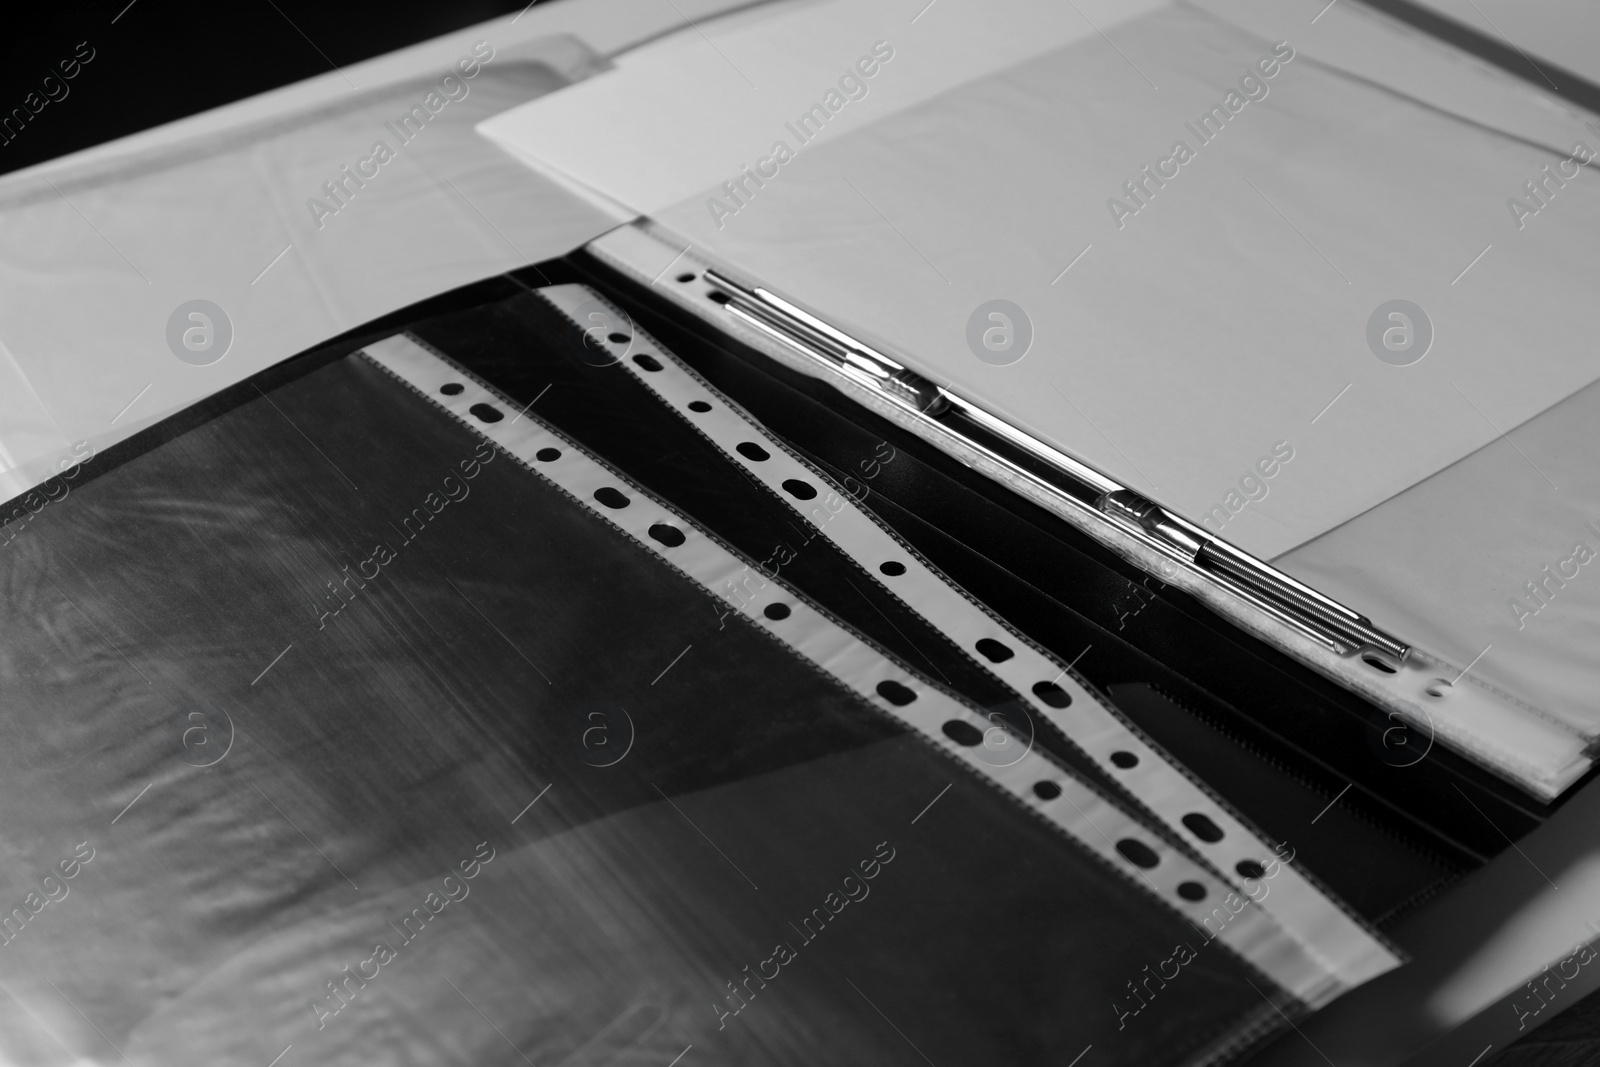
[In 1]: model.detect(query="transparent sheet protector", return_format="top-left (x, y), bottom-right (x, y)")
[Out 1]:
top-left (592, 215), bottom-right (1594, 795)
top-left (635, 0), bottom-right (1600, 562)
top-left (0, 32), bottom-right (622, 501)
top-left (0, 341), bottom-right (1318, 1067)
top-left (1280, 378), bottom-right (1600, 741)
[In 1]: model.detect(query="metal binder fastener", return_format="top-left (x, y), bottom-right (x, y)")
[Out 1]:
top-left (702, 268), bottom-right (1410, 663)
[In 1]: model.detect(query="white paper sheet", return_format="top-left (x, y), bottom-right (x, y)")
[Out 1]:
top-left (477, 0), bottom-right (1172, 218)
top-left (477, 0), bottom-right (1600, 562)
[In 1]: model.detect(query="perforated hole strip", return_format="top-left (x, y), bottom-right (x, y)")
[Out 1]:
top-left (532, 282), bottom-right (1401, 996)
top-left (361, 332), bottom-right (1337, 1004)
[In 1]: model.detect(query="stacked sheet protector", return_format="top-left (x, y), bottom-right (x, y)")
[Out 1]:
top-left (0, 277), bottom-right (1405, 1065)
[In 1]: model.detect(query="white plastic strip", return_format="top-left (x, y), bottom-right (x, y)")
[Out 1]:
top-left (361, 331), bottom-right (1341, 1006)
top-left (535, 280), bottom-right (1401, 992)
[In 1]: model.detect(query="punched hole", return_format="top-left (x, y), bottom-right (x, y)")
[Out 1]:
top-left (440, 382), bottom-right (464, 396)
top-left (737, 442), bottom-right (770, 462)
top-left (1177, 881), bottom-right (1207, 902)
top-left (974, 638), bottom-right (1014, 663)
top-left (688, 400), bottom-right (713, 413)
top-left (608, 332), bottom-right (629, 344)
top-left (763, 603), bottom-right (791, 621)
top-left (1109, 751), bottom-right (1138, 769)
top-left (879, 561), bottom-right (907, 577)
top-left (708, 291), bottom-right (731, 305)
top-left (633, 354), bottom-right (663, 372)
top-left (1181, 813), bottom-right (1225, 843)
top-left (1032, 780), bottom-right (1062, 800)
top-left (781, 479), bottom-right (817, 500)
top-left (1031, 681), bottom-right (1071, 708)
top-left (876, 680), bottom-right (917, 706)
top-left (1425, 678), bottom-right (1452, 698)
top-left (469, 403), bottom-right (503, 423)
top-left (942, 719), bottom-right (983, 746)
top-left (648, 523), bottom-right (685, 547)
top-left (1363, 653), bottom-right (1398, 675)
top-left (676, 272), bottom-right (697, 283)
top-left (593, 487), bottom-right (630, 510)
top-left (1115, 839), bottom-right (1160, 870)
top-left (1236, 860), bottom-right (1266, 880)
top-left (535, 447), bottom-right (561, 462)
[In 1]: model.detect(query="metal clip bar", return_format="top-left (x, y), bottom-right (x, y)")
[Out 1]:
top-left (701, 268), bottom-right (1409, 664)
top-left (1100, 490), bottom-right (1408, 661)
